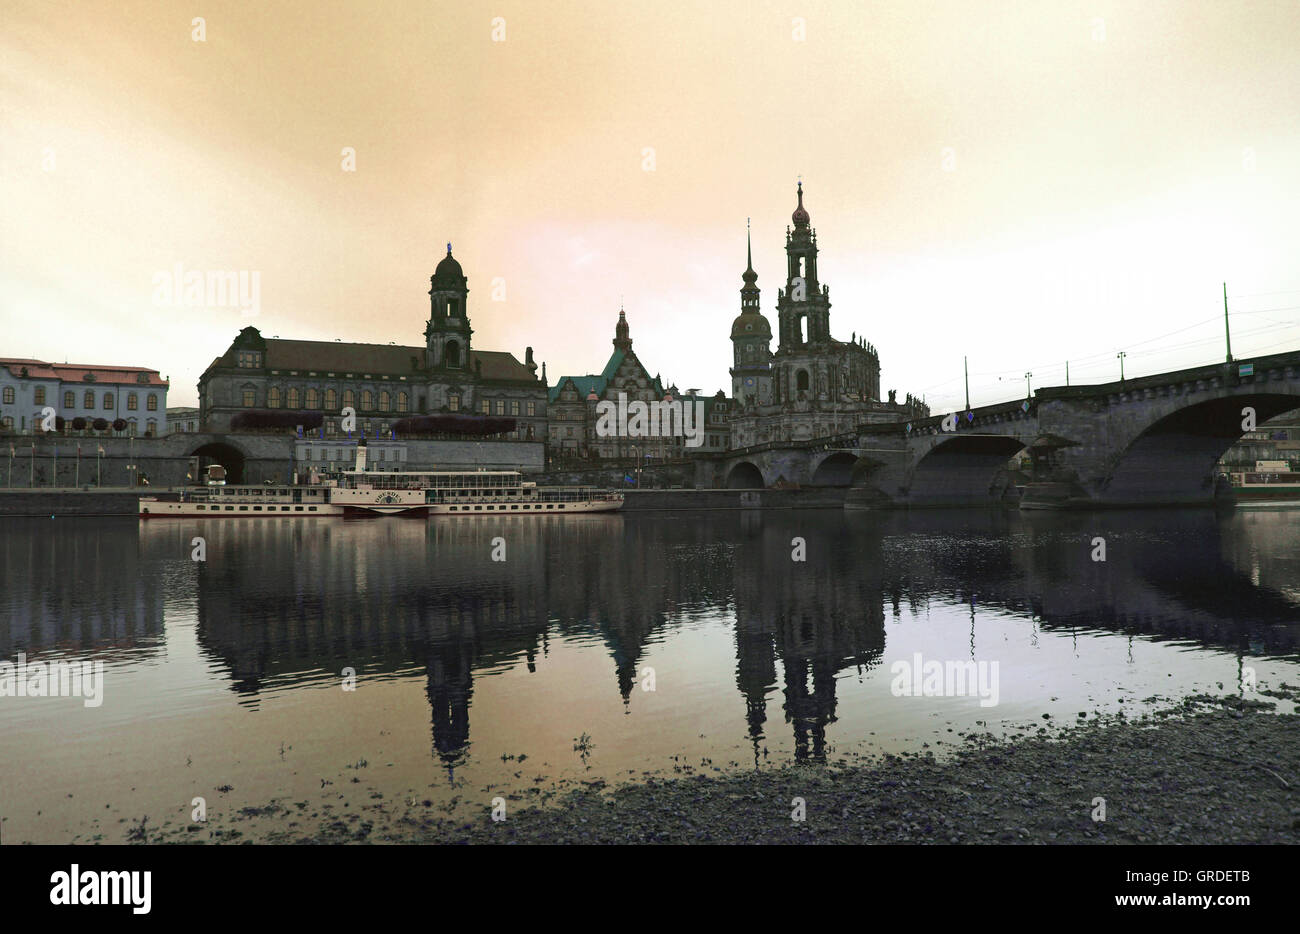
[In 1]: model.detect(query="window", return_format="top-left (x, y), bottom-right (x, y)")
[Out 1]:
top-left (495, 400), bottom-right (504, 415)
top-left (237, 351), bottom-right (262, 368)
top-left (378, 391), bottom-right (390, 412)
top-left (397, 392), bottom-right (409, 413)
top-left (527, 402), bottom-right (536, 416)
top-left (510, 400), bottom-right (520, 415)
top-left (480, 399), bottom-right (490, 414)
top-left (306, 388), bottom-right (319, 409)
top-left (146, 419), bottom-right (157, 437)
top-left (287, 387), bottom-right (300, 408)
top-left (2, 387), bottom-right (13, 404)
top-left (324, 388), bottom-right (337, 410)
top-left (127, 393), bottom-right (138, 410)
top-left (127, 419), bottom-right (138, 437)
top-left (448, 394), bottom-right (459, 412)
top-left (147, 394), bottom-right (157, 411)
top-left (2, 416), bottom-right (12, 432)
top-left (268, 386), bottom-right (281, 408)
top-left (360, 390), bottom-right (373, 410)
top-left (342, 389), bottom-right (355, 410)
top-left (64, 391), bottom-right (74, 408)
top-left (84, 391), bottom-right (95, 409)
top-left (242, 389), bottom-right (255, 407)
top-left (102, 392), bottom-right (112, 408)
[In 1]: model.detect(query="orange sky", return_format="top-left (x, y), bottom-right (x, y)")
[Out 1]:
top-left (3, 0), bottom-right (1299, 410)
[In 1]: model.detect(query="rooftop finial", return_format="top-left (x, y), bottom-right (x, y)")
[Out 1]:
top-left (446, 242), bottom-right (452, 255)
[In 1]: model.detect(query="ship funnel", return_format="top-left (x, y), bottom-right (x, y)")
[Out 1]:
top-left (355, 438), bottom-right (368, 472)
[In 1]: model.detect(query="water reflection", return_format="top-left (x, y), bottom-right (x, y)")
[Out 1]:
top-left (2, 510), bottom-right (1297, 771)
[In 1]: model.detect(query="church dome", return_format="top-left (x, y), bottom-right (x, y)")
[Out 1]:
top-left (432, 244), bottom-right (465, 285)
top-left (731, 312), bottom-right (771, 339)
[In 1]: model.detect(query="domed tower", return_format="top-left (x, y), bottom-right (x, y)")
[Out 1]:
top-left (425, 243), bottom-right (473, 370)
top-left (729, 220), bottom-right (772, 406)
top-left (776, 181), bottom-right (831, 350)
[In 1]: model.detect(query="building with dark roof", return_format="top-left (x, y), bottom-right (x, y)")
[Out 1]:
top-left (197, 246), bottom-right (548, 440)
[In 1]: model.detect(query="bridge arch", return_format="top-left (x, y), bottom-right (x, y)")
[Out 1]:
top-left (908, 434), bottom-right (1028, 505)
top-left (1102, 392), bottom-right (1300, 503)
top-left (189, 440), bottom-right (249, 485)
top-left (810, 451), bottom-right (871, 487)
top-left (726, 461), bottom-right (766, 489)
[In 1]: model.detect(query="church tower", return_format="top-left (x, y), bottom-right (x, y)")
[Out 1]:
top-left (613, 308), bottom-right (632, 352)
top-left (775, 182), bottom-right (832, 350)
top-left (729, 221), bottom-right (772, 406)
top-left (425, 244), bottom-right (473, 370)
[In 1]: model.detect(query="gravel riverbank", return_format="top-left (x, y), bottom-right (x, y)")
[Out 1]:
top-left (136, 691), bottom-right (1299, 845)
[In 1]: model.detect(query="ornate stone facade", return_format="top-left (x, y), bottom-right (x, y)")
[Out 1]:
top-left (729, 184), bottom-right (929, 448)
top-left (198, 246), bottom-right (548, 439)
top-left (548, 310), bottom-right (683, 461)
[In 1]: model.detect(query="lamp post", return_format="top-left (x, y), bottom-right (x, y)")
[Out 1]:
top-left (1117, 351), bottom-right (1127, 382)
top-left (629, 444), bottom-right (640, 488)
top-left (1024, 371), bottom-right (1032, 399)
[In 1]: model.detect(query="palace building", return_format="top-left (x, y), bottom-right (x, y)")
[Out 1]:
top-left (728, 183), bottom-right (928, 448)
top-left (547, 310), bottom-right (684, 461)
top-left (0, 358), bottom-right (169, 436)
top-left (198, 245), bottom-right (548, 440)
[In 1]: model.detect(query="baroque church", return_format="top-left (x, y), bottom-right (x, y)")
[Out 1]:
top-left (728, 183), bottom-right (928, 448)
top-left (198, 245), bottom-right (549, 439)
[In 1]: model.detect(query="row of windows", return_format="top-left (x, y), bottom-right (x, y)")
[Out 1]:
top-left (0, 387), bottom-right (158, 410)
top-left (253, 387), bottom-right (537, 417)
top-left (192, 505), bottom-right (319, 512)
top-left (447, 503), bottom-right (571, 511)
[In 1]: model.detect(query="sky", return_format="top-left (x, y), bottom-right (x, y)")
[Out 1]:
top-left (3, 0), bottom-right (1299, 411)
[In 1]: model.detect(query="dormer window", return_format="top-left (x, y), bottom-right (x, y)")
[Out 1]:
top-left (237, 351), bottom-right (262, 369)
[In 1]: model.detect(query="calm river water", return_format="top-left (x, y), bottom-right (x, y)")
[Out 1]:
top-left (1, 507), bottom-right (1297, 842)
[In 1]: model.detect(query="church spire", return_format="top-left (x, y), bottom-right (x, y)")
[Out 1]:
top-left (613, 308), bottom-right (632, 352)
top-left (742, 218), bottom-right (757, 286)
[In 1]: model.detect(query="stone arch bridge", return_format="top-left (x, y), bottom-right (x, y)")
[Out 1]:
top-left (700, 350), bottom-right (1300, 507)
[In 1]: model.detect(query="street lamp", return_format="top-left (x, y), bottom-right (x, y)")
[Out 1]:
top-left (1024, 371), bottom-right (1032, 399)
top-left (1117, 351), bottom-right (1127, 382)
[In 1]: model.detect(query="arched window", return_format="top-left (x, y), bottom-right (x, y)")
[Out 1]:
top-left (146, 419), bottom-right (157, 437)
top-left (306, 388), bottom-right (319, 409)
top-left (127, 419), bottom-right (138, 437)
top-left (84, 391), bottom-right (95, 409)
top-left (396, 391), bottom-right (409, 413)
top-left (342, 389), bottom-right (355, 411)
top-left (63, 391), bottom-right (74, 408)
top-left (796, 370), bottom-right (810, 392)
top-left (268, 386), bottom-right (281, 408)
top-left (127, 393), bottom-right (138, 410)
top-left (445, 341), bottom-right (461, 367)
top-left (361, 390), bottom-right (373, 410)
top-left (287, 387), bottom-right (300, 408)
top-left (324, 388), bottom-right (337, 410)
top-left (1, 387), bottom-right (12, 404)
top-left (378, 391), bottom-right (390, 412)
top-left (102, 392), bottom-right (113, 408)
top-left (146, 394), bottom-right (157, 411)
